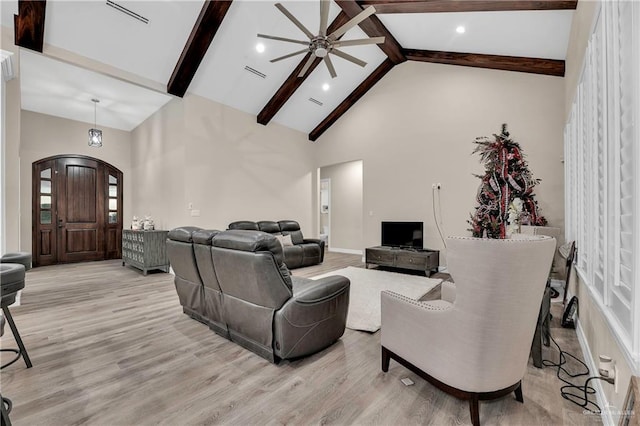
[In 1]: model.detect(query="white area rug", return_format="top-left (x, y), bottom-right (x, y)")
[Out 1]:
top-left (312, 266), bottom-right (441, 332)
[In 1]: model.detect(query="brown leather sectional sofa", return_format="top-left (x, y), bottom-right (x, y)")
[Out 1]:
top-left (166, 227), bottom-right (349, 362)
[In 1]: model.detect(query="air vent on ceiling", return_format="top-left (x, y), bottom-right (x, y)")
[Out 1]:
top-left (308, 98), bottom-right (323, 106)
top-left (106, 1), bottom-right (149, 24)
top-left (244, 66), bottom-right (266, 79)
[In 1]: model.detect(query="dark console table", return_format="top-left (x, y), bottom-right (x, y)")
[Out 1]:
top-left (365, 246), bottom-right (439, 277)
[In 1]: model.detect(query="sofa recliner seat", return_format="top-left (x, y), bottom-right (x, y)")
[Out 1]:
top-left (166, 227), bottom-right (207, 324)
top-left (191, 229), bottom-right (227, 337)
top-left (228, 220), bottom-right (324, 269)
top-left (167, 227), bottom-right (349, 362)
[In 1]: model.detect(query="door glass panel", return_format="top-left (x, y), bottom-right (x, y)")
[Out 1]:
top-left (109, 212), bottom-right (118, 224)
top-left (40, 210), bottom-right (52, 224)
top-left (109, 175), bottom-right (117, 185)
top-left (109, 199), bottom-right (117, 210)
top-left (109, 185), bottom-right (117, 197)
top-left (40, 168), bottom-right (51, 179)
top-left (40, 196), bottom-right (52, 209)
top-left (41, 180), bottom-right (51, 194)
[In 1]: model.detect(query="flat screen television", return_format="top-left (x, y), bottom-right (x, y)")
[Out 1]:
top-left (381, 221), bottom-right (423, 249)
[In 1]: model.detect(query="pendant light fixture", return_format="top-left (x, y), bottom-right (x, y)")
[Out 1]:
top-left (88, 98), bottom-right (102, 147)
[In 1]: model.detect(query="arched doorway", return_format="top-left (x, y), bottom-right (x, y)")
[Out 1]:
top-left (32, 155), bottom-right (123, 267)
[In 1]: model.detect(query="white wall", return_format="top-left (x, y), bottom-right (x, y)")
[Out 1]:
top-left (311, 60), bottom-right (565, 261)
top-left (1, 27), bottom-right (21, 252)
top-left (130, 94), bottom-right (316, 234)
top-left (320, 160), bottom-right (363, 252)
top-left (19, 111), bottom-right (133, 254)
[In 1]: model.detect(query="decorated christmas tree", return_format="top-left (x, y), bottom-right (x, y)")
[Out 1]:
top-left (469, 124), bottom-right (547, 238)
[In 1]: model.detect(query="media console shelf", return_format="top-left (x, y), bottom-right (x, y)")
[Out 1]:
top-left (365, 246), bottom-right (440, 277)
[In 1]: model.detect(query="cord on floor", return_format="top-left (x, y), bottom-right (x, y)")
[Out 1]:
top-left (542, 331), bottom-right (606, 414)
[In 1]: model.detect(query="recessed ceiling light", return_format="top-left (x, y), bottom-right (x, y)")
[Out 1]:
top-left (322, 83), bottom-right (330, 91)
top-left (456, 26), bottom-right (466, 34)
top-left (256, 43), bottom-right (265, 53)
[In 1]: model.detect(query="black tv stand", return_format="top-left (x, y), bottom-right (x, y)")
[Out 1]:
top-left (365, 246), bottom-right (440, 277)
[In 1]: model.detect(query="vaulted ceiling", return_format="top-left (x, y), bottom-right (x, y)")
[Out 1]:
top-left (2, 0), bottom-right (576, 140)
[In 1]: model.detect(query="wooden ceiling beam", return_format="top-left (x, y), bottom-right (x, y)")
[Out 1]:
top-left (14, 0), bottom-right (47, 52)
top-left (404, 49), bottom-right (565, 76)
top-left (356, 1), bottom-right (578, 14)
top-left (309, 58), bottom-right (395, 141)
top-left (167, 0), bottom-right (233, 98)
top-left (335, 1), bottom-right (406, 64)
top-left (257, 11), bottom-right (350, 126)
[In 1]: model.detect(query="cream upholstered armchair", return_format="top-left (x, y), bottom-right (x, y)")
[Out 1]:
top-left (381, 235), bottom-right (556, 426)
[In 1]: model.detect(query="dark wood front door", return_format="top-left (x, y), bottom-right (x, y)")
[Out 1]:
top-left (32, 155), bottom-right (123, 267)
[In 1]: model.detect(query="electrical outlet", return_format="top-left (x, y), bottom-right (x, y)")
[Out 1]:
top-left (598, 355), bottom-right (616, 386)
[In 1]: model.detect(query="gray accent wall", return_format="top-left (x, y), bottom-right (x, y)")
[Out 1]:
top-left (311, 60), bottom-right (565, 260)
top-left (130, 94), bottom-right (316, 234)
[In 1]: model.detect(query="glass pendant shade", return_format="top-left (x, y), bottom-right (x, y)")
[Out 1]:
top-left (88, 98), bottom-right (102, 147)
top-left (88, 128), bottom-right (102, 147)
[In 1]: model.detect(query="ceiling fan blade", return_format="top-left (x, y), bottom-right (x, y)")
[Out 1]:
top-left (275, 3), bottom-right (314, 39)
top-left (333, 37), bottom-right (385, 48)
top-left (257, 34), bottom-right (309, 46)
top-left (324, 55), bottom-right (337, 79)
top-left (331, 49), bottom-right (367, 67)
top-left (328, 5), bottom-right (376, 40)
top-left (298, 55), bottom-right (316, 78)
top-left (270, 49), bottom-right (310, 63)
top-left (319, 0), bottom-right (330, 36)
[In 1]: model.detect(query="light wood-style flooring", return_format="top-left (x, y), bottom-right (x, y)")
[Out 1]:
top-left (1, 252), bottom-right (601, 425)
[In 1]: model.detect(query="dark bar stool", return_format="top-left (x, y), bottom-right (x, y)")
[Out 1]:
top-left (1, 315), bottom-right (14, 426)
top-left (0, 263), bottom-right (32, 369)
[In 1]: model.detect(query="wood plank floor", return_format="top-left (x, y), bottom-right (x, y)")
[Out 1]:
top-left (1, 252), bottom-right (601, 425)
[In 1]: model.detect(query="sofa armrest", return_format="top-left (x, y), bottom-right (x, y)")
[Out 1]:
top-left (274, 276), bottom-right (350, 359)
top-left (279, 276), bottom-right (350, 326)
top-left (294, 275), bottom-right (349, 303)
top-left (302, 238), bottom-right (325, 262)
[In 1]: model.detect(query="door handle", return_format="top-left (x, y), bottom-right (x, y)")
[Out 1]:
top-left (58, 219), bottom-right (64, 228)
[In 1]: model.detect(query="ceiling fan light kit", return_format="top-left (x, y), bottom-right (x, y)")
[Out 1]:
top-left (258, 1), bottom-right (385, 78)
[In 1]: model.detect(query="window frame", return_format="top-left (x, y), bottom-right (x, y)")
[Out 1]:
top-left (565, 0), bottom-right (640, 371)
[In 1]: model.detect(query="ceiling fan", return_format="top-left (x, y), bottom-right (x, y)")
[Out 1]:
top-left (257, 0), bottom-right (385, 78)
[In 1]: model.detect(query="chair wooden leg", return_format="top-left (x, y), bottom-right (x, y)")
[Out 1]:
top-left (514, 382), bottom-right (523, 403)
top-left (381, 346), bottom-right (390, 372)
top-left (469, 396), bottom-right (480, 426)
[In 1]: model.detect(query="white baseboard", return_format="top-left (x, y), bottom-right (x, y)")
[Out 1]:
top-left (575, 319), bottom-right (615, 426)
top-left (328, 247), bottom-right (363, 255)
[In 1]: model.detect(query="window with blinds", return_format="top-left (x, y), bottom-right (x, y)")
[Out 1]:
top-left (565, 0), bottom-right (639, 359)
